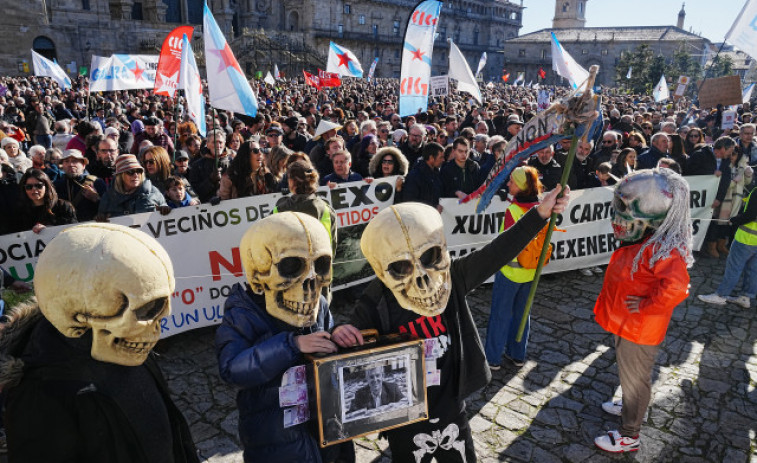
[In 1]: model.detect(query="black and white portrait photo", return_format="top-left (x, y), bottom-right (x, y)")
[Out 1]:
top-left (341, 355), bottom-right (411, 423)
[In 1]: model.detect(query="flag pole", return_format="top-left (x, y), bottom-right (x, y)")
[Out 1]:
top-left (173, 89), bottom-right (180, 162)
top-left (515, 66), bottom-right (599, 343)
top-left (85, 78), bottom-right (92, 121)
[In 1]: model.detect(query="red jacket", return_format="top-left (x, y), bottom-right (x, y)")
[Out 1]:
top-left (594, 240), bottom-right (689, 346)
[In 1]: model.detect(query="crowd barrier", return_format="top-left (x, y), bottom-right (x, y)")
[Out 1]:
top-left (0, 175), bottom-right (718, 337)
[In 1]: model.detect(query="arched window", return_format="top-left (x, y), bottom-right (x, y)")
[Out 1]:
top-left (33, 36), bottom-right (57, 61)
top-left (288, 11), bottom-right (299, 31)
top-left (562, 2), bottom-right (570, 12)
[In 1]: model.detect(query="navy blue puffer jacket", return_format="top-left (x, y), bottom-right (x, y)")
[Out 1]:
top-left (215, 283), bottom-right (330, 463)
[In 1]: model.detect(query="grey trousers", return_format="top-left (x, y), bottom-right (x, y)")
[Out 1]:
top-left (614, 335), bottom-right (659, 437)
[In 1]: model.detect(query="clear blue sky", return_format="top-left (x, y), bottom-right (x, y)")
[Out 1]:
top-left (520, 0), bottom-right (746, 43)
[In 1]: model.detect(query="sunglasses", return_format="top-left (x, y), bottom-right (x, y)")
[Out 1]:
top-left (124, 169), bottom-right (143, 176)
top-left (143, 159), bottom-right (156, 165)
top-left (251, 147), bottom-right (261, 154)
top-left (382, 159), bottom-right (395, 164)
top-left (24, 183), bottom-right (44, 191)
top-left (602, 140), bottom-right (614, 144)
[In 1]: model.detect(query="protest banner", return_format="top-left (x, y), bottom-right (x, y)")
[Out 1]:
top-left (673, 75), bottom-right (689, 99)
top-left (697, 75), bottom-right (742, 109)
top-left (0, 176), bottom-right (717, 337)
top-left (429, 75), bottom-right (449, 97)
top-left (90, 54), bottom-right (159, 91)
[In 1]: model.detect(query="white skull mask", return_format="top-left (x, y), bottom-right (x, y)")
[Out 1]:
top-left (35, 223), bottom-right (174, 366)
top-left (611, 169), bottom-right (674, 242)
top-left (361, 203), bottom-right (451, 317)
top-left (241, 212), bottom-right (332, 327)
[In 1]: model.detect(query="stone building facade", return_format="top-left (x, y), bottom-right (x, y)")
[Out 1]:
top-left (2, 0), bottom-right (524, 82)
top-left (503, 1), bottom-right (712, 87)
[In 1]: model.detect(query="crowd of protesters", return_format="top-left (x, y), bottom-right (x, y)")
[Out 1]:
top-left (0, 74), bottom-right (753, 260)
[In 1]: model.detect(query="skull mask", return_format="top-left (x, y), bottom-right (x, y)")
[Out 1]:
top-left (35, 223), bottom-right (174, 366)
top-left (241, 212), bottom-right (332, 327)
top-left (611, 169), bottom-right (674, 242)
top-left (361, 203), bottom-right (451, 317)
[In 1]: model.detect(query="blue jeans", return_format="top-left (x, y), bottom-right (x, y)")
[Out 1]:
top-left (716, 240), bottom-right (757, 298)
top-left (484, 272), bottom-right (531, 363)
top-left (35, 134), bottom-right (52, 149)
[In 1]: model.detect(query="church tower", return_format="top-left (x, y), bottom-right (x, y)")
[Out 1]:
top-left (552, 1), bottom-right (587, 29)
top-left (677, 3), bottom-right (686, 29)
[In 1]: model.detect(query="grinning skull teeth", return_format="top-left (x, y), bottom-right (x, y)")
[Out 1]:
top-left (277, 292), bottom-right (317, 315)
top-left (114, 338), bottom-right (157, 354)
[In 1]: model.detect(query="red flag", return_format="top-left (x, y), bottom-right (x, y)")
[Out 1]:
top-left (154, 25), bottom-right (194, 97)
top-left (538, 67), bottom-right (546, 80)
top-left (303, 70), bottom-right (321, 90)
top-left (502, 71), bottom-right (510, 82)
top-left (318, 69), bottom-right (342, 88)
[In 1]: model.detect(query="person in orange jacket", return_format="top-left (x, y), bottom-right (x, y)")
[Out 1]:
top-left (593, 168), bottom-right (693, 453)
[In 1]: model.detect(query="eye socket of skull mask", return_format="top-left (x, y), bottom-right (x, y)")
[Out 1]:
top-left (277, 256), bottom-right (307, 279)
top-left (314, 255), bottom-right (332, 276)
top-left (420, 246), bottom-right (443, 267)
top-left (388, 259), bottom-right (413, 279)
top-left (134, 297), bottom-right (169, 321)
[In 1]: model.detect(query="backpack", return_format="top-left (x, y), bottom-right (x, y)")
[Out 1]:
top-left (517, 223), bottom-right (564, 269)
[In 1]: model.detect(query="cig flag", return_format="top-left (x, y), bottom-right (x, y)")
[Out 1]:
top-left (179, 34), bottom-right (206, 136)
top-left (326, 42), bottom-right (363, 78)
top-left (476, 52), bottom-right (487, 76)
top-left (653, 74), bottom-right (670, 102)
top-left (725, 0), bottom-right (757, 60)
top-left (203, 3), bottom-right (258, 116)
top-left (399, 0), bottom-right (442, 116)
top-left (155, 25), bottom-right (194, 97)
top-left (551, 32), bottom-right (589, 89)
top-left (31, 50), bottom-right (71, 89)
top-left (448, 40), bottom-right (482, 104)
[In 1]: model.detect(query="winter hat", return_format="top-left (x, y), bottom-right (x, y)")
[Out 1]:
top-left (1, 138), bottom-right (19, 149)
top-left (114, 154), bottom-right (143, 176)
top-left (510, 166), bottom-right (529, 191)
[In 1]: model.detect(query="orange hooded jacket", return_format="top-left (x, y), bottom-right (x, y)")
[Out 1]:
top-left (594, 240), bottom-right (690, 346)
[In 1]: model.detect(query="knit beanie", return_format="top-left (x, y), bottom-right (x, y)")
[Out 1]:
top-left (114, 154), bottom-right (143, 175)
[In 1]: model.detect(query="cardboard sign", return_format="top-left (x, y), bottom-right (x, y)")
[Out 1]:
top-left (429, 75), bottom-right (448, 97)
top-left (697, 75), bottom-right (743, 109)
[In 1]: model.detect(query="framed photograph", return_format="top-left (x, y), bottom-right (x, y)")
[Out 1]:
top-left (310, 335), bottom-right (427, 447)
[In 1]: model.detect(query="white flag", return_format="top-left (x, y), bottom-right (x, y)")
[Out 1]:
top-left (326, 42), bottom-right (363, 78)
top-left (448, 40), bottom-right (482, 104)
top-left (653, 74), bottom-right (670, 102)
top-left (476, 52), bottom-right (487, 76)
top-left (179, 34), bottom-right (207, 136)
top-left (274, 64), bottom-right (280, 79)
top-left (264, 71), bottom-right (276, 85)
top-left (626, 67), bottom-right (632, 79)
top-left (743, 82), bottom-right (755, 103)
top-left (31, 50), bottom-right (72, 89)
top-left (726, 0), bottom-right (757, 60)
top-left (551, 32), bottom-right (590, 89)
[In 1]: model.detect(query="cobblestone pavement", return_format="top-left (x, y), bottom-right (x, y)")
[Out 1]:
top-left (156, 253), bottom-right (757, 463)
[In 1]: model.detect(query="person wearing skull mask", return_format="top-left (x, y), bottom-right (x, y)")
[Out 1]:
top-left (215, 212), bottom-right (353, 463)
top-left (0, 223), bottom-right (199, 463)
top-left (593, 169), bottom-right (693, 453)
top-left (332, 188), bottom-right (570, 463)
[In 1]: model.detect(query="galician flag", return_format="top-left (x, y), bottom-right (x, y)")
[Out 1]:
top-left (551, 32), bottom-right (589, 89)
top-left (514, 72), bottom-right (525, 85)
top-left (476, 52), bottom-right (487, 76)
top-left (626, 67), bottom-right (632, 79)
top-left (179, 34), bottom-right (206, 136)
top-left (725, 0), bottom-right (757, 60)
top-left (653, 74), bottom-right (670, 102)
top-left (743, 82), bottom-right (755, 103)
top-left (203, 3), bottom-right (258, 116)
top-left (326, 42), bottom-right (363, 78)
top-left (31, 50), bottom-right (72, 89)
top-left (448, 39), bottom-right (482, 104)
top-left (274, 64), bottom-right (280, 79)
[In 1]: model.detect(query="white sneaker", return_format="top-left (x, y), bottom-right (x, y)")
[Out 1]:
top-left (726, 295), bottom-right (751, 308)
top-left (580, 268), bottom-right (594, 276)
top-left (591, 266), bottom-right (604, 275)
top-left (602, 400), bottom-right (623, 416)
top-left (697, 293), bottom-right (727, 306)
top-left (595, 430), bottom-right (640, 453)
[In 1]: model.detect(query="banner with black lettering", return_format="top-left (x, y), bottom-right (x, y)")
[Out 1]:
top-left (0, 176), bottom-right (717, 336)
top-left (0, 179), bottom-right (398, 337)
